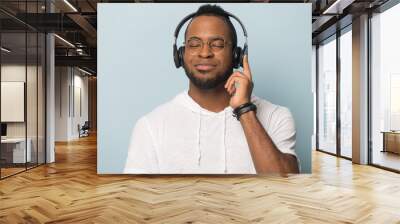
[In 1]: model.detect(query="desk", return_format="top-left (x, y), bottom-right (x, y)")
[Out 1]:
top-left (1, 138), bottom-right (32, 163)
top-left (381, 131), bottom-right (400, 154)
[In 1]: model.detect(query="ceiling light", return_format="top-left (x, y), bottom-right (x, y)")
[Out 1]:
top-left (63, 0), bottom-right (78, 12)
top-left (78, 67), bottom-right (93, 76)
top-left (1, 47), bottom-right (11, 53)
top-left (323, 0), bottom-right (354, 15)
top-left (54, 34), bottom-right (75, 48)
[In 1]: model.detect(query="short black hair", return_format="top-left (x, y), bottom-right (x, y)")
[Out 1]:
top-left (184, 4), bottom-right (238, 49)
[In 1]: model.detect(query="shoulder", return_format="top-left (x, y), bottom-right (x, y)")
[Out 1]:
top-left (135, 92), bottom-right (184, 128)
top-left (252, 96), bottom-right (293, 118)
top-left (252, 96), bottom-right (294, 127)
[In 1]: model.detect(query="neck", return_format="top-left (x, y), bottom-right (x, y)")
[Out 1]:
top-left (188, 82), bottom-right (231, 113)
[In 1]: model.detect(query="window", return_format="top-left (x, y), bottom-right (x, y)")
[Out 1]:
top-left (339, 28), bottom-right (352, 158)
top-left (317, 36), bottom-right (337, 154)
top-left (371, 2), bottom-right (400, 171)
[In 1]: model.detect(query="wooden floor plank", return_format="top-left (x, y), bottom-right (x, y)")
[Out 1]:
top-left (1, 134), bottom-right (400, 223)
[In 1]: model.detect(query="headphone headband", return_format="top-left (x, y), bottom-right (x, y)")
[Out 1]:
top-left (173, 11), bottom-right (248, 48)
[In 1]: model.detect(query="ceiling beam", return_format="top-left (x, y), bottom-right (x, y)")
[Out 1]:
top-left (55, 55), bottom-right (96, 69)
top-left (67, 13), bottom-right (97, 46)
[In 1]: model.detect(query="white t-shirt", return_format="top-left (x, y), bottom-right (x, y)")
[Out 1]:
top-left (124, 91), bottom-right (297, 174)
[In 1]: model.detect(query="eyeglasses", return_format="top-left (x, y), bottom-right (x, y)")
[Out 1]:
top-left (184, 37), bottom-right (231, 54)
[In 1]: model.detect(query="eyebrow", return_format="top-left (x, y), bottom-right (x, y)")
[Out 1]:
top-left (187, 35), bottom-right (226, 41)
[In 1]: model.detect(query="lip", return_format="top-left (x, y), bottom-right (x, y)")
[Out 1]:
top-left (194, 64), bottom-right (216, 71)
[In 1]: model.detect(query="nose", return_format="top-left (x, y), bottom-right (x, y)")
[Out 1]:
top-left (198, 43), bottom-right (213, 58)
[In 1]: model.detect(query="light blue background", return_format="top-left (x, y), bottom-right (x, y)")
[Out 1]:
top-left (98, 3), bottom-right (312, 173)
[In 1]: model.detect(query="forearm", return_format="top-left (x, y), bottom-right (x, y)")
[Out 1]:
top-left (239, 111), bottom-right (299, 174)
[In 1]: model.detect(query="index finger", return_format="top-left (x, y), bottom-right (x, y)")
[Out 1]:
top-left (242, 54), bottom-right (252, 80)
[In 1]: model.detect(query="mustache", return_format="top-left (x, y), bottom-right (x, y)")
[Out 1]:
top-left (182, 63), bottom-right (234, 90)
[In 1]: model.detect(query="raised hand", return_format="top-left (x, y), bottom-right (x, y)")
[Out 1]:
top-left (224, 55), bottom-right (254, 109)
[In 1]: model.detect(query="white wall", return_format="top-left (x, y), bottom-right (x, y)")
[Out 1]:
top-left (55, 66), bottom-right (89, 141)
top-left (55, 66), bottom-right (70, 141)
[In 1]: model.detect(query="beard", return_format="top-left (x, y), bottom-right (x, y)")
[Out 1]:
top-left (183, 63), bottom-right (233, 90)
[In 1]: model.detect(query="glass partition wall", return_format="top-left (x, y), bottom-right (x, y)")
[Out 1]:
top-left (0, 1), bottom-right (46, 179)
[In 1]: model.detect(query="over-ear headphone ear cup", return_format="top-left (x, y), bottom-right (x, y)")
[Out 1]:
top-left (178, 46), bottom-right (185, 68)
top-left (173, 45), bottom-right (180, 68)
top-left (233, 47), bottom-right (242, 69)
top-left (239, 45), bottom-right (248, 68)
top-left (239, 49), bottom-right (244, 68)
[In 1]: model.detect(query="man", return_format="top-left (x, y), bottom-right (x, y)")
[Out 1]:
top-left (124, 4), bottom-right (299, 174)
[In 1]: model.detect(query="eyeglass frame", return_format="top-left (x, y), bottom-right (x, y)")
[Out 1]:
top-left (183, 37), bottom-right (233, 54)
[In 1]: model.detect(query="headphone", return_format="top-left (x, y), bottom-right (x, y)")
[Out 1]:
top-left (173, 11), bottom-right (248, 69)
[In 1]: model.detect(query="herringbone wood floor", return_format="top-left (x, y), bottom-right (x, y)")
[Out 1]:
top-left (1, 134), bottom-right (400, 223)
